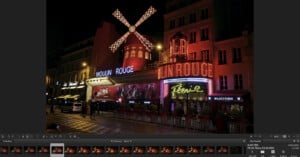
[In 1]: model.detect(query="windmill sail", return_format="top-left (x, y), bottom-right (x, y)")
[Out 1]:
top-left (109, 6), bottom-right (156, 53)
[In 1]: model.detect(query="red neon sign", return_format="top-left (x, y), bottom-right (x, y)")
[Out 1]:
top-left (158, 62), bottom-right (213, 79)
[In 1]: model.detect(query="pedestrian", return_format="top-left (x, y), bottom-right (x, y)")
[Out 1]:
top-left (50, 99), bottom-right (55, 114)
top-left (90, 99), bottom-right (96, 120)
top-left (81, 101), bottom-right (87, 118)
top-left (96, 102), bottom-right (100, 114)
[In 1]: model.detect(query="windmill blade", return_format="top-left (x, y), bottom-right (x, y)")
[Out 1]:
top-left (134, 6), bottom-right (157, 28)
top-left (109, 32), bottom-right (130, 53)
top-left (112, 9), bottom-right (131, 28)
top-left (133, 31), bottom-right (154, 52)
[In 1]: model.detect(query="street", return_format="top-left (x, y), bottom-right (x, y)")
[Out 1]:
top-left (46, 108), bottom-right (202, 135)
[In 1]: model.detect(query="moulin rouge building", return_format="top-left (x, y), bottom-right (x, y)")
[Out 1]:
top-left (86, 0), bottom-right (253, 122)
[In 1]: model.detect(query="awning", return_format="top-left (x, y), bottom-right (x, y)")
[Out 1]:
top-left (55, 94), bottom-right (80, 100)
top-left (86, 77), bottom-right (116, 86)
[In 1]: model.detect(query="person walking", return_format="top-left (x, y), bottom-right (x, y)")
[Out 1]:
top-left (50, 99), bottom-right (55, 114)
top-left (90, 99), bottom-right (96, 120)
top-left (81, 101), bottom-right (87, 118)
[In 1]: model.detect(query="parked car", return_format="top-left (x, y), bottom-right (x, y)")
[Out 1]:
top-left (61, 102), bottom-right (82, 113)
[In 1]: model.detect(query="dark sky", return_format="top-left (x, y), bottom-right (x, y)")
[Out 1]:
top-left (47, 0), bottom-right (166, 54)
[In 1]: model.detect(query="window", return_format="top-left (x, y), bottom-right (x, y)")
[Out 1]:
top-left (200, 28), bottom-right (209, 40)
top-left (130, 50), bottom-right (136, 57)
top-left (218, 50), bottom-right (227, 64)
top-left (232, 48), bottom-right (242, 63)
top-left (200, 8), bottom-right (208, 20)
top-left (189, 32), bottom-right (196, 43)
top-left (169, 20), bottom-right (175, 29)
top-left (234, 74), bottom-right (243, 89)
top-left (201, 50), bottom-right (210, 62)
top-left (145, 52), bottom-right (149, 59)
top-left (219, 75), bottom-right (228, 90)
top-left (189, 13), bottom-right (196, 23)
top-left (189, 52), bottom-right (197, 60)
top-left (138, 50), bottom-right (143, 58)
top-left (178, 16), bottom-right (185, 26)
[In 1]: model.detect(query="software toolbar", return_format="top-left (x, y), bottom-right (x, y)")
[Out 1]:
top-left (0, 134), bottom-right (299, 157)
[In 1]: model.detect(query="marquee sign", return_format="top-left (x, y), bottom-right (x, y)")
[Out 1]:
top-left (96, 65), bottom-right (134, 77)
top-left (158, 62), bottom-right (213, 80)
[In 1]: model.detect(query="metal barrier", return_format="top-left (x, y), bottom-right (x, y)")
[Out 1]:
top-left (228, 120), bottom-right (248, 133)
top-left (112, 110), bottom-right (249, 133)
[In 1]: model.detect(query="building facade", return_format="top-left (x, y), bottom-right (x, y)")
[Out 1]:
top-left (55, 37), bottom-right (94, 101)
top-left (161, 0), bottom-right (253, 126)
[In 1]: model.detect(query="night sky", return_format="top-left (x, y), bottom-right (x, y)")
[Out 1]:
top-left (47, 0), bottom-right (166, 54)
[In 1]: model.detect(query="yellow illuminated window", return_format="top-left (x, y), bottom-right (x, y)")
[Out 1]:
top-left (138, 50), bottom-right (143, 58)
top-left (145, 52), bottom-right (149, 59)
top-left (130, 50), bottom-right (136, 57)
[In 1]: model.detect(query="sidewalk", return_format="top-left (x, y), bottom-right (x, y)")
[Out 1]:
top-left (46, 111), bottom-right (83, 134)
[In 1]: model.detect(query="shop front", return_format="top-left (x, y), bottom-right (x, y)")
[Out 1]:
top-left (158, 61), bottom-right (214, 116)
top-left (160, 77), bottom-right (212, 116)
top-left (207, 92), bottom-right (251, 118)
top-left (55, 81), bottom-right (87, 103)
top-left (86, 68), bottom-right (160, 111)
top-left (91, 82), bottom-right (160, 109)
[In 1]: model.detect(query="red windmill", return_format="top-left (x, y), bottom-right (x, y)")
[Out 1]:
top-left (109, 6), bottom-right (157, 71)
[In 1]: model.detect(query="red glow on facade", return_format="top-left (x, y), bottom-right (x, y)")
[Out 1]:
top-left (122, 34), bottom-right (151, 71)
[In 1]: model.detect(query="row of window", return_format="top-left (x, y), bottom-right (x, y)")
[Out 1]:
top-left (218, 48), bottom-right (242, 64)
top-left (219, 74), bottom-right (243, 90)
top-left (124, 51), bottom-right (151, 60)
top-left (188, 50), bottom-right (210, 62)
top-left (169, 8), bottom-right (209, 29)
top-left (173, 47), bottom-right (242, 64)
top-left (189, 28), bottom-right (209, 43)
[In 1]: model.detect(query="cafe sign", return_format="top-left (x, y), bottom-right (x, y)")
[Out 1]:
top-left (170, 82), bottom-right (207, 98)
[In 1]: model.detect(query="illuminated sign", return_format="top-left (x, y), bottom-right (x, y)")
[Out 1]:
top-left (69, 82), bottom-right (78, 86)
top-left (144, 101), bottom-right (151, 104)
top-left (213, 97), bottom-right (234, 101)
top-left (96, 66), bottom-right (134, 77)
top-left (115, 66), bottom-right (134, 75)
top-left (171, 83), bottom-right (205, 97)
top-left (129, 100), bottom-right (135, 104)
top-left (158, 62), bottom-right (213, 79)
top-left (208, 96), bottom-right (243, 101)
top-left (96, 70), bottom-right (112, 77)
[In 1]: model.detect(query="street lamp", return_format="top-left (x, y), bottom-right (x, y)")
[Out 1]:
top-left (82, 62), bottom-right (87, 67)
top-left (156, 43), bottom-right (163, 51)
top-left (155, 43), bottom-right (164, 65)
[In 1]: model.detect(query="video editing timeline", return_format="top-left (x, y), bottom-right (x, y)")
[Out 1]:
top-left (0, 134), bottom-right (299, 157)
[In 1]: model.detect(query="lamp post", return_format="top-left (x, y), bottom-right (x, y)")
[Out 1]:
top-left (81, 61), bottom-right (89, 101)
top-left (155, 43), bottom-right (164, 66)
top-left (81, 61), bottom-right (88, 79)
